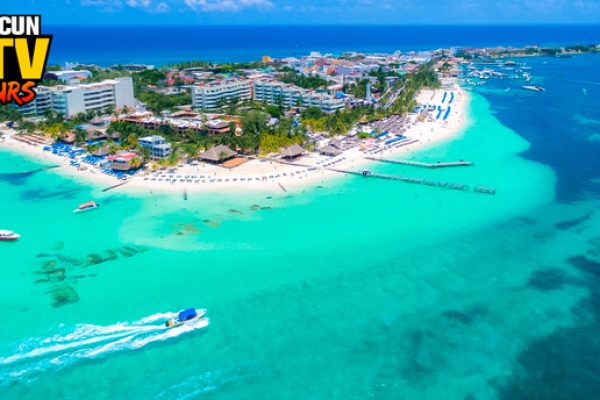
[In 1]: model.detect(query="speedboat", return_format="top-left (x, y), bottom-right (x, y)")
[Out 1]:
top-left (0, 230), bottom-right (20, 241)
top-left (165, 308), bottom-right (207, 329)
top-left (74, 201), bottom-right (99, 213)
top-left (522, 85), bottom-right (545, 92)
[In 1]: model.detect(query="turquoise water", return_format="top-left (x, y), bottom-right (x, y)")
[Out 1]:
top-left (2, 58), bottom-right (600, 399)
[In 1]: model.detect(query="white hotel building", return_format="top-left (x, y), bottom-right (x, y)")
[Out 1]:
top-left (252, 79), bottom-right (345, 113)
top-left (18, 77), bottom-right (135, 118)
top-left (192, 78), bottom-right (345, 113)
top-left (191, 79), bottom-right (252, 109)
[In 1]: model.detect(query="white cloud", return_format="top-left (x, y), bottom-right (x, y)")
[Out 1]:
top-left (184, 0), bottom-right (273, 12)
top-left (82, 0), bottom-right (170, 12)
top-left (155, 1), bottom-right (169, 12)
top-left (126, 0), bottom-right (151, 7)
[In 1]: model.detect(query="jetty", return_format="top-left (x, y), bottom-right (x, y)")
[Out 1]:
top-left (365, 157), bottom-right (473, 169)
top-left (328, 168), bottom-right (496, 195)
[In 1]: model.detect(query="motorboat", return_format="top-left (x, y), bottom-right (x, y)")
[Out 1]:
top-left (0, 230), bottom-right (20, 241)
top-left (522, 85), bottom-right (545, 92)
top-left (165, 308), bottom-right (207, 329)
top-left (74, 201), bottom-right (99, 213)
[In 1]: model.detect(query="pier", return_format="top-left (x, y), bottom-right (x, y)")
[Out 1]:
top-left (328, 168), bottom-right (496, 195)
top-left (365, 157), bottom-right (473, 169)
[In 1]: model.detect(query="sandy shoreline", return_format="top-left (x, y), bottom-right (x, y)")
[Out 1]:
top-left (0, 80), bottom-right (469, 195)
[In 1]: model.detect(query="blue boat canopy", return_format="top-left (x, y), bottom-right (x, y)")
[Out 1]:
top-left (178, 308), bottom-right (197, 321)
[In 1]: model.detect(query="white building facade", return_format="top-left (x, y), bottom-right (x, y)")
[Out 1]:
top-left (252, 80), bottom-right (345, 113)
top-left (191, 79), bottom-right (252, 109)
top-left (17, 77), bottom-right (135, 118)
top-left (139, 135), bottom-right (172, 159)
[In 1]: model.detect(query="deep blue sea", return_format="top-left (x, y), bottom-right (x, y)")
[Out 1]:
top-left (46, 25), bottom-right (600, 66)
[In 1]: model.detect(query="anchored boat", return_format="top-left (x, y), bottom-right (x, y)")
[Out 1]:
top-left (74, 201), bottom-right (100, 213)
top-left (0, 230), bottom-right (20, 241)
top-left (165, 308), bottom-right (207, 329)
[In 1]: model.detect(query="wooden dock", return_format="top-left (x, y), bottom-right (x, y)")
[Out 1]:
top-left (328, 168), bottom-right (496, 195)
top-left (365, 157), bottom-right (473, 169)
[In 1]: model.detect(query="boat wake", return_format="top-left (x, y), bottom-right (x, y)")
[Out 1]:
top-left (0, 312), bottom-right (209, 387)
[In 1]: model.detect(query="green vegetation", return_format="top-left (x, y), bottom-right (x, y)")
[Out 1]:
top-left (107, 107), bottom-right (308, 158)
top-left (169, 60), bottom-right (267, 73)
top-left (0, 105), bottom-right (23, 122)
top-left (301, 105), bottom-right (375, 136)
top-left (137, 91), bottom-right (191, 114)
top-left (345, 79), bottom-right (369, 99)
top-left (279, 69), bottom-right (328, 89)
top-left (387, 63), bottom-right (440, 115)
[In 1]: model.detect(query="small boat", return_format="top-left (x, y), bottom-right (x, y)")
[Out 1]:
top-left (522, 85), bottom-right (545, 92)
top-left (0, 230), bottom-right (20, 241)
top-left (165, 308), bottom-right (207, 329)
top-left (74, 201), bottom-right (99, 213)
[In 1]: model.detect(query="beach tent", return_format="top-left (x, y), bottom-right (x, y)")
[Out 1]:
top-left (280, 144), bottom-right (305, 159)
top-left (319, 145), bottom-right (342, 157)
top-left (198, 145), bottom-right (237, 163)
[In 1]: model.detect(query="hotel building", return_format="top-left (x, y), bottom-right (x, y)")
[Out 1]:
top-left (17, 77), bottom-right (135, 118)
top-left (139, 135), bottom-right (172, 159)
top-left (252, 80), bottom-right (345, 113)
top-left (191, 79), bottom-right (252, 109)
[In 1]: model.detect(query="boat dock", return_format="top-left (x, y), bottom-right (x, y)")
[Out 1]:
top-left (365, 157), bottom-right (473, 169)
top-left (328, 168), bottom-right (496, 195)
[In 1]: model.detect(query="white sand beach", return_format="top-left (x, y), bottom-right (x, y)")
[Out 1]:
top-left (1, 80), bottom-right (469, 195)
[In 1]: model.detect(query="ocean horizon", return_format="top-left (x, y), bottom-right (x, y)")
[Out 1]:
top-left (2, 12), bottom-right (600, 397)
top-left (46, 24), bottom-right (600, 66)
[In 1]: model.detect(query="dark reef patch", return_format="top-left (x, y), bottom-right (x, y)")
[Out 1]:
top-left (496, 250), bottom-right (600, 399)
top-left (527, 268), bottom-right (579, 291)
top-left (203, 219), bottom-right (220, 228)
top-left (34, 245), bottom-right (149, 306)
top-left (47, 285), bottom-right (80, 307)
top-left (441, 310), bottom-right (473, 325)
top-left (555, 211), bottom-right (594, 230)
top-left (567, 255), bottom-right (600, 279)
top-left (20, 184), bottom-right (81, 201)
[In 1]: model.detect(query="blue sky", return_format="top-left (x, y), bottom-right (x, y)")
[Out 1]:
top-left (7, 0), bottom-right (600, 25)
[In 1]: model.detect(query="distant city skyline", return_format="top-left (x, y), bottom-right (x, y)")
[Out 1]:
top-left (7, 0), bottom-right (600, 26)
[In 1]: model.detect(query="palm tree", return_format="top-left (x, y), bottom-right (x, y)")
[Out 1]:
top-left (180, 143), bottom-right (198, 164)
top-left (126, 134), bottom-right (138, 149)
top-left (129, 157), bottom-right (142, 170)
top-left (167, 149), bottom-right (179, 166)
top-left (217, 150), bottom-right (229, 162)
top-left (139, 145), bottom-right (151, 165)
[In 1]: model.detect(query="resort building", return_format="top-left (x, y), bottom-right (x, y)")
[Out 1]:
top-left (107, 151), bottom-right (139, 171)
top-left (191, 79), bottom-right (252, 109)
top-left (252, 80), bottom-right (345, 113)
top-left (205, 120), bottom-right (231, 136)
top-left (139, 135), bottom-right (172, 159)
top-left (16, 77), bottom-right (136, 118)
top-left (44, 70), bottom-right (92, 83)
